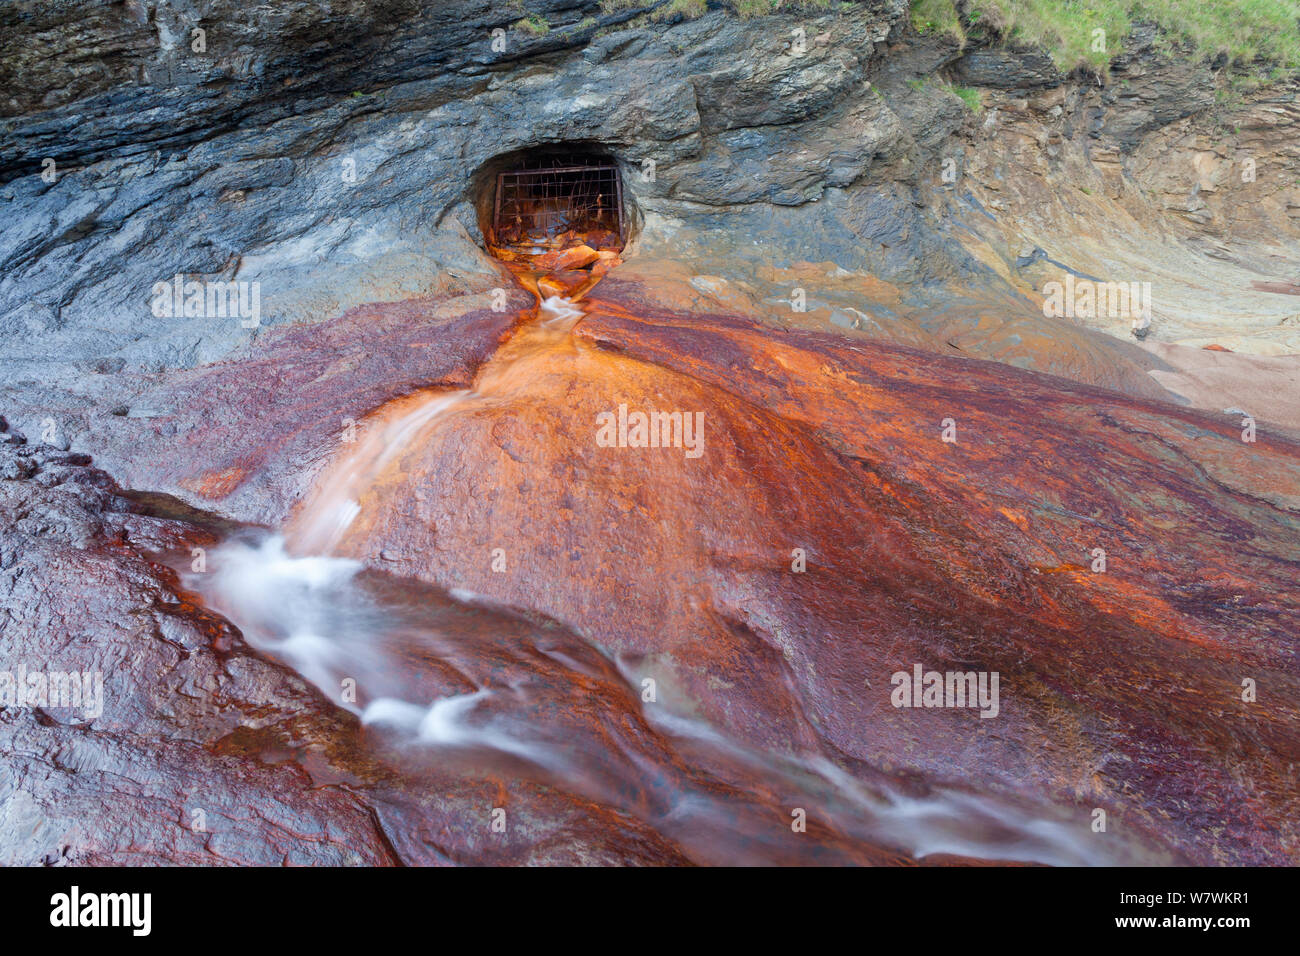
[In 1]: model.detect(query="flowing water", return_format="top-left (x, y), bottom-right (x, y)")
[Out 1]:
top-left (190, 291), bottom-right (1161, 865)
top-left (292, 294), bottom-right (584, 554)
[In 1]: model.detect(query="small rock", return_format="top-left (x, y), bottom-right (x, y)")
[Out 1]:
top-left (0, 457), bottom-right (37, 480)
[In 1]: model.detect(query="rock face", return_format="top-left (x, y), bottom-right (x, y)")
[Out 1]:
top-left (1, 3), bottom-right (1299, 867)
top-left (0, 425), bottom-right (393, 864)
top-left (0, 0), bottom-right (914, 383)
top-left (955, 48), bottom-right (1063, 89)
top-left (0, 419), bottom-right (758, 865)
top-left (11, 279), bottom-right (1296, 864)
top-left (0, 413), bottom-right (1043, 866)
top-left (290, 286), bottom-right (1300, 866)
top-left (945, 64), bottom-right (1300, 413)
top-left (9, 0), bottom-right (1299, 452)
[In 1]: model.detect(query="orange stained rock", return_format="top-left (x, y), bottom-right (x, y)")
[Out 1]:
top-left (283, 296), bottom-right (1300, 865)
top-left (180, 465), bottom-right (248, 499)
top-left (537, 271), bottom-right (593, 299)
top-left (533, 244), bottom-right (601, 272)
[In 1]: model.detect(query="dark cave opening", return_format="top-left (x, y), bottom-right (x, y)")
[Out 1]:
top-left (473, 145), bottom-right (629, 257)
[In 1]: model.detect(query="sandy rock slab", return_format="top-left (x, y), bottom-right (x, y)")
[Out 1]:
top-left (1141, 341), bottom-right (1300, 432)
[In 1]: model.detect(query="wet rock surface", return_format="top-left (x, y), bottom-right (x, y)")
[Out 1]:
top-left (0, 420), bottom-right (722, 865)
top-left (0, 425), bottom-right (389, 864)
top-left (0, 414), bottom-right (1007, 866)
top-left (2, 1), bottom-right (1299, 868)
top-left (308, 298), bottom-right (1300, 866)
top-left (3, 273), bottom-right (1298, 865)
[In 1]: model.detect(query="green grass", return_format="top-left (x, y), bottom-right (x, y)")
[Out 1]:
top-left (913, 0), bottom-right (967, 39)
top-left (909, 75), bottom-right (986, 111)
top-left (951, 84), bottom-right (984, 111)
top-left (662, 0), bottom-right (707, 17)
top-left (514, 14), bottom-right (550, 35)
top-left (913, 0), bottom-right (1300, 73)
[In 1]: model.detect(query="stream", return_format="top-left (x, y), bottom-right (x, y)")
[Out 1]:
top-left (185, 291), bottom-right (1156, 866)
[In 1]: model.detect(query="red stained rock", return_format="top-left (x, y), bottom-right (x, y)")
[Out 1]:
top-left (0, 439), bottom-right (704, 865)
top-left (584, 228), bottom-right (623, 252)
top-left (305, 296), bottom-right (1300, 865)
top-left (81, 290), bottom-right (528, 525)
top-left (13, 281), bottom-right (1298, 866)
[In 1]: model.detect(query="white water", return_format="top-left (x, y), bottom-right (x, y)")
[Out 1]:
top-left (192, 294), bottom-right (1161, 865)
top-left (293, 295), bottom-right (584, 556)
top-left (293, 389), bottom-right (471, 554)
top-left (537, 293), bottom-right (585, 327)
top-left (194, 531), bottom-right (1153, 866)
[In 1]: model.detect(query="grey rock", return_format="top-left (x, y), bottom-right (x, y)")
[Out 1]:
top-left (2, 2), bottom-right (922, 388)
top-left (956, 48), bottom-right (1064, 90)
top-left (0, 0), bottom-right (1267, 453)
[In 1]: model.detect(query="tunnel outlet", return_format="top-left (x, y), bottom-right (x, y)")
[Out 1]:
top-left (476, 146), bottom-right (629, 261)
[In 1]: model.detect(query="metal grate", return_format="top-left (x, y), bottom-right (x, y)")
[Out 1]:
top-left (493, 160), bottom-right (623, 251)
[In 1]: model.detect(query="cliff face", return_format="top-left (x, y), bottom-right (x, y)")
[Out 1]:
top-left (1, 3), bottom-right (1299, 867)
top-left (0, 2), bottom-right (916, 388)
top-left (4, 0), bottom-right (1297, 427)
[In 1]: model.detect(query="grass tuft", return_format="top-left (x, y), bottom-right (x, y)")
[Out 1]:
top-left (951, 84), bottom-right (984, 111)
top-left (514, 14), bottom-right (550, 35)
top-left (913, 0), bottom-right (1300, 73)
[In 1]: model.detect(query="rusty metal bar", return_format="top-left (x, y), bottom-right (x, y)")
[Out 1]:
top-left (492, 170), bottom-right (503, 244)
top-left (501, 164), bottom-right (615, 176)
top-left (492, 161), bottom-right (622, 252)
top-left (614, 166), bottom-right (624, 238)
